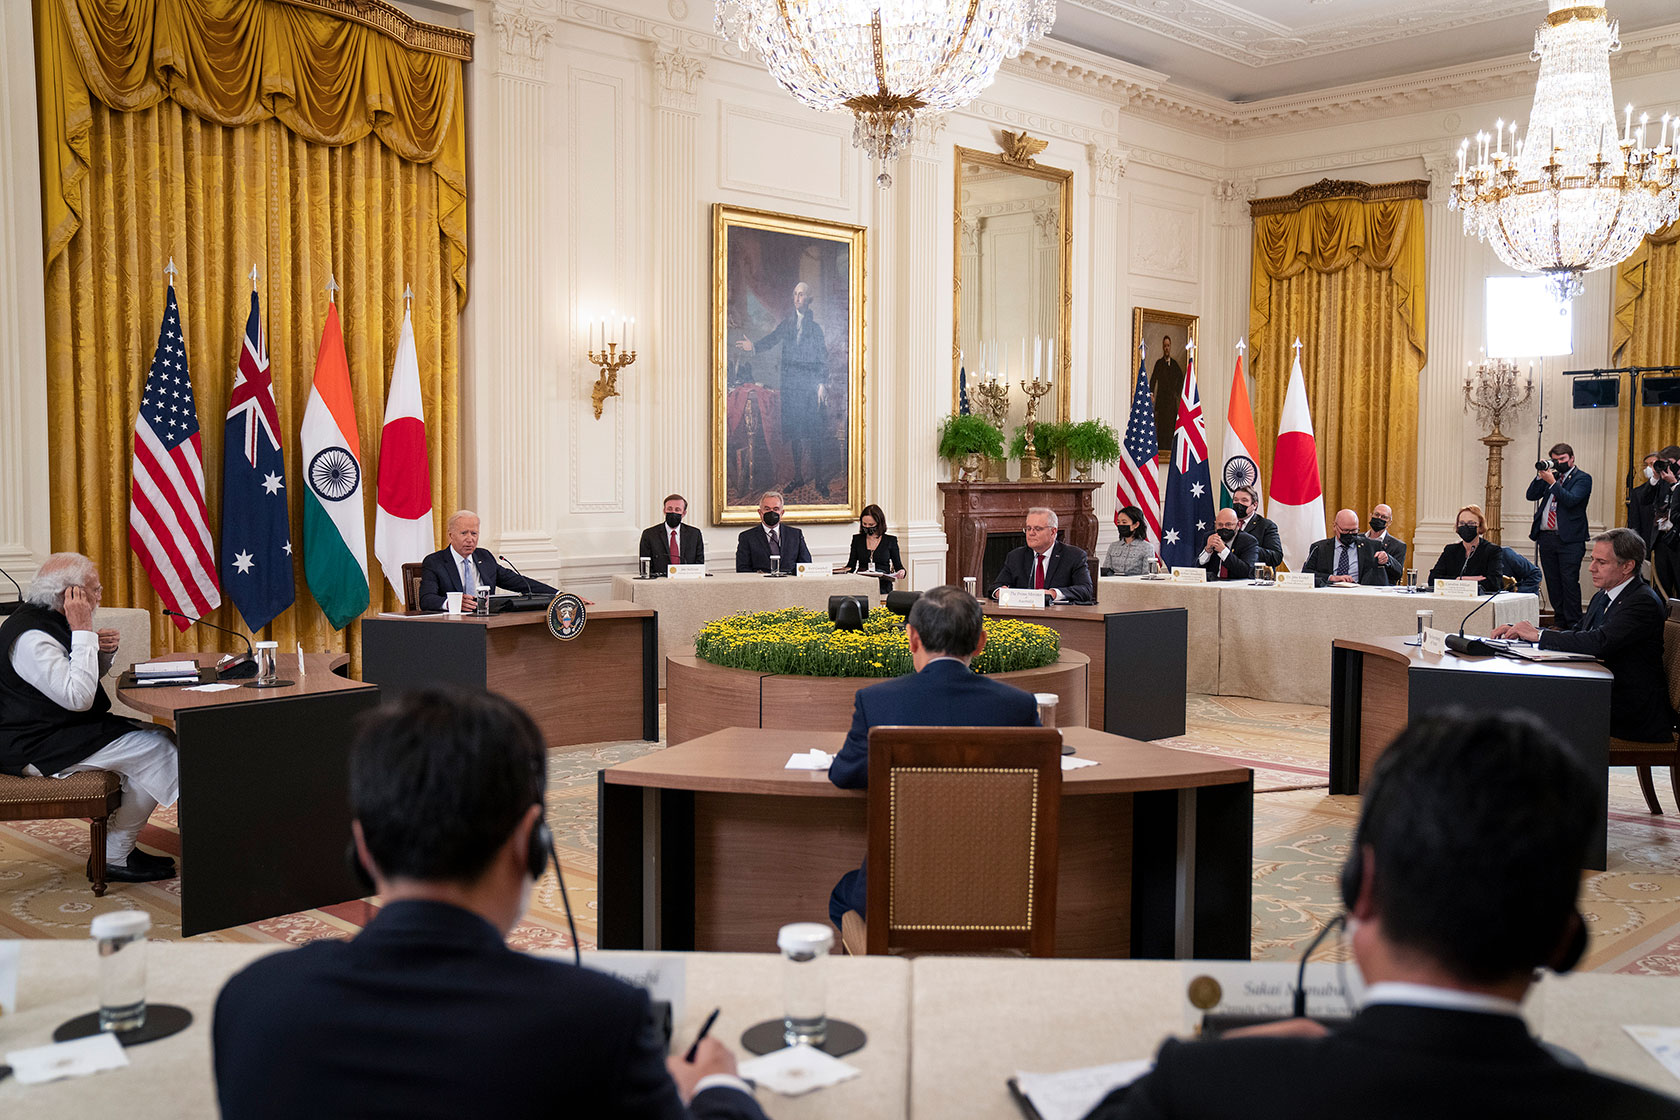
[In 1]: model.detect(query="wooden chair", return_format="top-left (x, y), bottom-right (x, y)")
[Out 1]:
top-left (0, 771), bottom-right (124, 895)
top-left (402, 562), bottom-right (426, 611)
top-left (840, 726), bottom-right (1062, 957)
top-left (1608, 598), bottom-right (1680, 814)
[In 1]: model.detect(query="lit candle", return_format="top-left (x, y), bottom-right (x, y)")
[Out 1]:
top-left (1639, 112), bottom-right (1649, 149)
top-left (629, 316), bottom-right (636, 352)
top-left (1457, 143), bottom-right (1466, 176)
top-left (1495, 118), bottom-right (1503, 156)
top-left (1045, 338), bottom-right (1054, 384)
top-left (588, 315), bottom-right (595, 353)
top-left (1034, 336), bottom-right (1042, 381)
top-left (1626, 103), bottom-right (1634, 142)
top-left (1020, 338), bottom-right (1027, 381)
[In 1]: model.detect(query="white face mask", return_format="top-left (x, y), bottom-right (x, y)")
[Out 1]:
top-left (1647, 466), bottom-right (1657, 483)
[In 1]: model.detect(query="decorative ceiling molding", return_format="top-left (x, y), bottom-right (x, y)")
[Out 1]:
top-left (277, 0), bottom-right (473, 60)
top-left (1249, 177), bottom-right (1430, 217)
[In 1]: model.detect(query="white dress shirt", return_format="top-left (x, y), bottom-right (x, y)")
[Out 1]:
top-left (10, 627), bottom-right (114, 711)
top-left (1361, 981), bottom-right (1524, 1020)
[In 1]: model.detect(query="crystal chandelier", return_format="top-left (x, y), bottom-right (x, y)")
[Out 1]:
top-left (1450, 2), bottom-right (1679, 302)
top-left (716, 0), bottom-right (1056, 187)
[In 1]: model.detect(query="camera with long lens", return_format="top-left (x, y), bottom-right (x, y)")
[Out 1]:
top-left (1655, 459), bottom-right (1678, 478)
top-left (1535, 457), bottom-right (1560, 472)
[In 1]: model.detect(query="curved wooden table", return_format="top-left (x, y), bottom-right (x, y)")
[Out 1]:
top-left (665, 651), bottom-right (1089, 747)
top-left (117, 650), bottom-right (355, 721)
top-left (598, 725), bottom-right (1252, 959)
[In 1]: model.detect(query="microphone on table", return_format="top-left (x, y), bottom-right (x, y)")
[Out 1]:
top-left (498, 554), bottom-right (541, 597)
top-left (0, 565), bottom-right (21, 616)
top-left (1443, 588), bottom-right (1506, 655)
top-left (1200, 912), bottom-right (1351, 1036)
top-left (162, 608), bottom-right (258, 678)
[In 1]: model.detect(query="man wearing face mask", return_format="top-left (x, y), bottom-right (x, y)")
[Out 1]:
top-left (1650, 450), bottom-right (1680, 597)
top-left (638, 494), bottom-right (706, 577)
top-left (1526, 442), bottom-right (1592, 628)
top-left (1303, 509), bottom-right (1388, 587)
top-left (735, 491), bottom-right (810, 574)
top-left (1627, 452), bottom-right (1661, 550)
top-left (1197, 508), bottom-right (1259, 582)
top-left (1230, 486), bottom-right (1284, 569)
top-left (1364, 503), bottom-right (1407, 585)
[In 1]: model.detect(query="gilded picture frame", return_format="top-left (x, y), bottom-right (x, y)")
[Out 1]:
top-left (713, 204), bottom-right (867, 524)
top-left (1131, 307), bottom-right (1199, 458)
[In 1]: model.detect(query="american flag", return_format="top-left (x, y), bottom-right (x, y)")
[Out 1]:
top-left (1115, 356), bottom-right (1162, 546)
top-left (130, 284), bottom-right (221, 629)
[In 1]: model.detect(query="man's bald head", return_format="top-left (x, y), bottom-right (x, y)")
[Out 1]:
top-left (1334, 509), bottom-right (1359, 534)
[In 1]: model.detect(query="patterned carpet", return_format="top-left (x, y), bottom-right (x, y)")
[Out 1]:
top-left (4, 696), bottom-right (1679, 972)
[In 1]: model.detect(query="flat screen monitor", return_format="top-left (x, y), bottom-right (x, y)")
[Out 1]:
top-left (1642, 377), bottom-right (1680, 407)
top-left (1572, 378), bottom-right (1619, 409)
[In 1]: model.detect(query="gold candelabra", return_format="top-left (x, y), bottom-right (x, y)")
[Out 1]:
top-left (972, 374), bottom-right (1010, 481)
top-left (1463, 356), bottom-right (1535, 544)
top-left (1019, 375), bottom-right (1054, 481)
top-left (588, 342), bottom-right (636, 420)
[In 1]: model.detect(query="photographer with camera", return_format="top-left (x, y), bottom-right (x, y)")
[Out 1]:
top-left (1648, 448), bottom-right (1680, 598)
top-left (1627, 451), bottom-right (1663, 549)
top-left (1525, 442), bottom-right (1591, 628)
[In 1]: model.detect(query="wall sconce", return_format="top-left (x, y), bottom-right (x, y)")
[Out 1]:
top-left (586, 311), bottom-right (637, 419)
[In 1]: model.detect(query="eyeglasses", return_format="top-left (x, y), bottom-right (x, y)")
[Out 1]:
top-left (1023, 523), bottom-right (1054, 533)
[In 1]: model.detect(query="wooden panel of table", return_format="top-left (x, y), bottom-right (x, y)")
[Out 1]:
top-left (1098, 578), bottom-right (1222, 694)
top-left (598, 726), bottom-right (1252, 959)
top-left (1330, 635), bottom-right (1612, 868)
top-left (360, 602), bottom-right (657, 747)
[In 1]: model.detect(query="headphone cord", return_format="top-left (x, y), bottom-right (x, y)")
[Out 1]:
top-left (546, 839), bottom-right (583, 968)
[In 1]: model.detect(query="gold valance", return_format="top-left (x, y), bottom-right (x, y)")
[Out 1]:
top-left (35, 0), bottom-right (468, 303)
top-left (1249, 177), bottom-right (1430, 217)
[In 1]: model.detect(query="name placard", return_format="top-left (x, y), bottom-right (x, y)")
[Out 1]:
top-left (1180, 961), bottom-right (1364, 1034)
top-left (998, 587), bottom-right (1049, 609)
top-left (1171, 567), bottom-right (1207, 583)
top-left (667, 563), bottom-right (705, 580)
top-left (1432, 578), bottom-right (1479, 598)
top-left (794, 562), bottom-right (827, 578)
top-left (1422, 627), bottom-right (1449, 654)
top-left (1279, 572), bottom-right (1318, 589)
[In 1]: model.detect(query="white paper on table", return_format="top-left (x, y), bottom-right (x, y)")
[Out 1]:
top-left (1011, 1059), bottom-right (1152, 1120)
top-left (183, 682), bottom-right (242, 693)
top-left (581, 953), bottom-right (686, 1030)
top-left (737, 1043), bottom-right (861, 1096)
top-left (0, 941), bottom-right (17, 1014)
top-left (5, 1032), bottom-right (129, 1085)
top-left (1625, 1025), bottom-right (1680, 1086)
top-left (133, 660), bottom-right (196, 675)
top-left (1061, 756), bottom-right (1099, 771)
top-left (785, 749), bottom-right (834, 771)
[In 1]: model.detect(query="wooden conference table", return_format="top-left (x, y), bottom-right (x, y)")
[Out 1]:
top-left (8, 944), bottom-right (1677, 1118)
top-left (1098, 577), bottom-right (1540, 704)
top-left (116, 652), bottom-right (378, 937)
top-left (597, 726), bottom-right (1253, 960)
top-left (1330, 635), bottom-right (1613, 867)
top-left (360, 601), bottom-right (658, 746)
top-left (983, 602), bottom-right (1188, 740)
top-left (610, 571), bottom-right (882, 687)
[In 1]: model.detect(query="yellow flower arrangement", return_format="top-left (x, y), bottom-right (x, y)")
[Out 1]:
top-left (694, 607), bottom-right (1060, 677)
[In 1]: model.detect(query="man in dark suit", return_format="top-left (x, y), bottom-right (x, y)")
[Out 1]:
top-left (417, 510), bottom-right (557, 611)
top-left (1526, 441), bottom-right (1592, 628)
top-left (639, 493), bottom-right (706, 577)
top-left (1493, 528), bottom-right (1674, 743)
top-left (827, 585), bottom-right (1039, 926)
top-left (1195, 508), bottom-right (1258, 582)
top-left (735, 491), bottom-right (810, 574)
top-left (1501, 546), bottom-right (1543, 594)
top-left (1364, 502), bottom-right (1407, 584)
top-left (213, 688), bottom-right (765, 1120)
top-left (989, 507), bottom-right (1094, 602)
top-left (1088, 708), bottom-right (1680, 1120)
top-left (1301, 509), bottom-right (1389, 587)
top-left (1232, 485), bottom-right (1284, 569)
top-left (1628, 451), bottom-right (1661, 548)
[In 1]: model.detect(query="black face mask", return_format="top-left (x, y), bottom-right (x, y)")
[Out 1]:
top-left (664, 512), bottom-right (683, 529)
top-left (1217, 527), bottom-right (1236, 543)
top-left (763, 511), bottom-right (781, 528)
top-left (1457, 523), bottom-right (1479, 541)
top-left (1232, 503), bottom-right (1250, 519)
top-left (861, 522), bottom-right (878, 534)
top-left (1338, 531), bottom-right (1359, 546)
top-left (1369, 518), bottom-right (1388, 533)
top-left (1117, 523), bottom-right (1136, 540)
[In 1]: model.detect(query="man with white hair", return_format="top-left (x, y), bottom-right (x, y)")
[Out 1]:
top-left (416, 510), bottom-right (558, 612)
top-left (0, 553), bottom-right (179, 882)
top-left (988, 507), bottom-right (1093, 603)
top-left (734, 280), bottom-right (832, 499)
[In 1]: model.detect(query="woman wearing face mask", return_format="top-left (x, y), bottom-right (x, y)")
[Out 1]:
top-left (1102, 506), bottom-right (1156, 576)
top-left (1428, 504), bottom-right (1505, 595)
top-left (844, 503), bottom-right (904, 593)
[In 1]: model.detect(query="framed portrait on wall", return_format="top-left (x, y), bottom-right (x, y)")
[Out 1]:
top-left (713, 204), bottom-right (866, 524)
top-left (1131, 307), bottom-right (1199, 457)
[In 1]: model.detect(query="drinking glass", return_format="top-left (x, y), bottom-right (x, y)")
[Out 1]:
top-left (92, 910), bottom-right (151, 1033)
top-left (777, 922), bottom-right (833, 1048)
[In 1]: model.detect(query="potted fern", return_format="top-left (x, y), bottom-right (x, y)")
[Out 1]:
top-left (1011, 421), bottom-right (1066, 482)
top-left (937, 413), bottom-right (1005, 482)
top-left (1061, 419), bottom-right (1123, 481)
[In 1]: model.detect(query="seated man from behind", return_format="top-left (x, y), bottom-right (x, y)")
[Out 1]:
top-left (1196, 508), bottom-right (1259, 582)
top-left (0, 553), bottom-right (178, 882)
top-left (1492, 527), bottom-right (1673, 743)
top-left (828, 585), bottom-right (1039, 927)
top-left (1089, 709), bottom-right (1680, 1120)
top-left (213, 688), bottom-right (766, 1120)
top-left (1501, 546), bottom-right (1543, 595)
top-left (1301, 509), bottom-right (1388, 587)
top-left (990, 507), bottom-right (1093, 602)
top-left (417, 509), bottom-right (558, 611)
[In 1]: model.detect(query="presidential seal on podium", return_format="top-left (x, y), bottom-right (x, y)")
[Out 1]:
top-left (546, 593), bottom-right (587, 640)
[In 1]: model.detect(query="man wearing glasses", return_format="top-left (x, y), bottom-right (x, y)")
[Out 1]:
top-left (988, 507), bottom-right (1093, 604)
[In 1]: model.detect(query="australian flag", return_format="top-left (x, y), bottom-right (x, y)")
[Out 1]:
top-left (1158, 352), bottom-right (1214, 569)
top-left (220, 291), bottom-right (295, 631)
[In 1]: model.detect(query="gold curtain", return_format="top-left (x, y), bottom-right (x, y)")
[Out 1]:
top-left (1248, 186), bottom-right (1426, 548)
top-left (1611, 221), bottom-right (1680, 490)
top-left (35, 0), bottom-right (467, 661)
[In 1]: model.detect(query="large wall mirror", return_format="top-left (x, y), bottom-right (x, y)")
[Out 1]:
top-left (952, 140), bottom-right (1072, 456)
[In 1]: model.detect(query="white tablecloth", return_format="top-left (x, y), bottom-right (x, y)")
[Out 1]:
top-left (1098, 577), bottom-right (1541, 705)
top-left (610, 571), bottom-right (883, 687)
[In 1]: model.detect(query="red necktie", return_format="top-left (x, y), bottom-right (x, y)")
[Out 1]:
top-left (1034, 553), bottom-right (1046, 590)
top-left (669, 529), bottom-right (681, 564)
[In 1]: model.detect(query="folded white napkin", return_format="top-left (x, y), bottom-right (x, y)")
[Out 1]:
top-left (785, 749), bottom-right (834, 771)
top-left (737, 1043), bottom-right (861, 1096)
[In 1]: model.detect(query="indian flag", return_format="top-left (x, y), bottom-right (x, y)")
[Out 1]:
top-left (301, 301), bottom-right (369, 630)
top-left (1219, 347), bottom-right (1264, 510)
